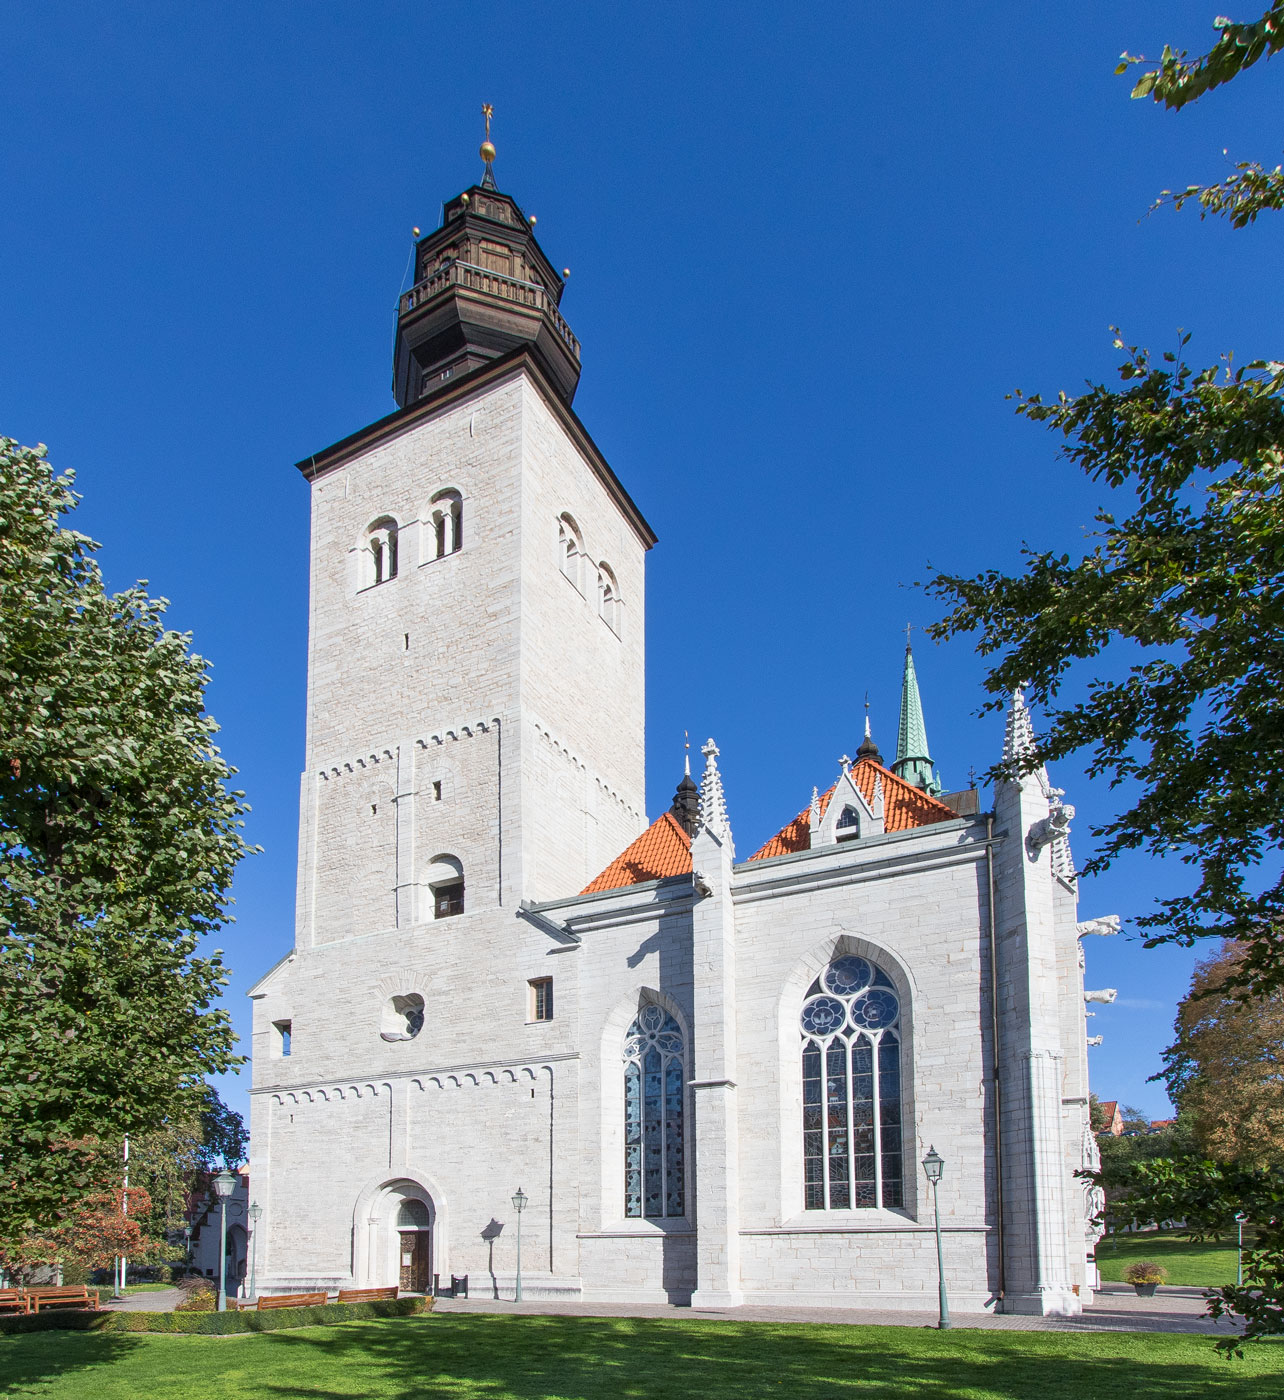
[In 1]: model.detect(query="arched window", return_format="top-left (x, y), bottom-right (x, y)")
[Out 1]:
top-left (835, 806), bottom-right (860, 841)
top-left (396, 1198), bottom-right (431, 1229)
top-left (424, 854), bottom-right (465, 920)
top-left (597, 563), bottom-right (622, 635)
top-left (558, 514), bottom-right (584, 592)
top-left (801, 955), bottom-right (904, 1210)
top-left (429, 490), bottom-right (463, 559)
top-left (624, 1005), bottom-right (686, 1219)
top-left (365, 517), bottom-right (399, 588)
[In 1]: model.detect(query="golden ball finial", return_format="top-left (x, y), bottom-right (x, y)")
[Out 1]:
top-left (480, 139), bottom-right (496, 164)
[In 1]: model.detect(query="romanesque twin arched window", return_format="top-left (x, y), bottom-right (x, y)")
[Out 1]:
top-left (366, 517), bottom-right (399, 587)
top-left (801, 955), bottom-right (904, 1210)
top-left (623, 1005), bottom-right (685, 1219)
top-left (361, 492), bottom-right (463, 589)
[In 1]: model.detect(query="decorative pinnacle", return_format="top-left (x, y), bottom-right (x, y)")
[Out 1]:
top-left (684, 730), bottom-right (690, 778)
top-left (1003, 687), bottom-right (1037, 768)
top-left (808, 785), bottom-right (821, 829)
top-left (697, 738), bottom-right (733, 853)
top-left (479, 103), bottom-right (497, 188)
top-left (839, 754), bottom-right (852, 773)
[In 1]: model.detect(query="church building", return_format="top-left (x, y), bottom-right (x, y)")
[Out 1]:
top-left (248, 130), bottom-right (1113, 1315)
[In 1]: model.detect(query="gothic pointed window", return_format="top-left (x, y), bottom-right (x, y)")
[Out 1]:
top-left (835, 806), bottom-right (860, 840)
top-left (429, 490), bottom-right (463, 559)
top-left (801, 955), bottom-right (904, 1210)
top-left (623, 1005), bottom-right (685, 1219)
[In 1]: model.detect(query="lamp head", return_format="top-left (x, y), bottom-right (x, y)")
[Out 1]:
top-left (921, 1146), bottom-right (945, 1184)
top-left (512, 1187), bottom-right (528, 1213)
top-left (212, 1168), bottom-right (237, 1200)
top-left (248, 1201), bottom-right (263, 1222)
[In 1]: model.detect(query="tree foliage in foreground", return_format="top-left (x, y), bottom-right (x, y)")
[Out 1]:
top-left (0, 437), bottom-right (254, 1237)
top-left (1111, 1157), bottom-right (1284, 1354)
top-left (927, 345), bottom-right (1284, 993)
top-left (1157, 942), bottom-right (1284, 1169)
top-left (1120, 3), bottom-right (1284, 226)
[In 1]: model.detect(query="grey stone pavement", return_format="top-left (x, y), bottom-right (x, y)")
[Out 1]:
top-left (432, 1284), bottom-right (1237, 1336)
top-left (100, 1282), bottom-right (1238, 1336)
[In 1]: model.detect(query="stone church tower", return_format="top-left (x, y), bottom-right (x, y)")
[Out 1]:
top-left (249, 129), bottom-right (1107, 1314)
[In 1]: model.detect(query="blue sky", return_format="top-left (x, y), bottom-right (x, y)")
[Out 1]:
top-left (3, 3), bottom-right (1280, 1123)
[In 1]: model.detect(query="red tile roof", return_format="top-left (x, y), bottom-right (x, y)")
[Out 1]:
top-left (581, 758), bottom-right (959, 896)
top-left (748, 759), bottom-right (956, 861)
top-left (581, 811), bottom-right (693, 894)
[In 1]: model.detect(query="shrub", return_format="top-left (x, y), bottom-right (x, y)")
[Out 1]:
top-left (174, 1286), bottom-right (216, 1312)
top-left (1123, 1260), bottom-right (1169, 1285)
top-left (0, 1296), bottom-right (431, 1337)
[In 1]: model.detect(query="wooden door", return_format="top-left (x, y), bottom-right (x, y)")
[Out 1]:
top-left (398, 1230), bottom-right (431, 1292)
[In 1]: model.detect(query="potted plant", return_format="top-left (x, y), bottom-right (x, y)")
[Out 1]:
top-left (1122, 1261), bottom-right (1168, 1296)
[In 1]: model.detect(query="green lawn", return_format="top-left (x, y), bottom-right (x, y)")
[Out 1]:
top-left (1, 1315), bottom-right (1281, 1400)
top-left (1096, 1230), bottom-right (1242, 1286)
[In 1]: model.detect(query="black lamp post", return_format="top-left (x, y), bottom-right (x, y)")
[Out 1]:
top-left (511, 1188), bottom-right (528, 1302)
top-left (212, 1170), bottom-right (237, 1313)
top-left (921, 1146), bottom-right (951, 1330)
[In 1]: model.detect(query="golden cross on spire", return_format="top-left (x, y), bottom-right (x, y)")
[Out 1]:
top-left (482, 103), bottom-right (493, 140)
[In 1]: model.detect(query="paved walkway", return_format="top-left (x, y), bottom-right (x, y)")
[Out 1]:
top-left (433, 1284), bottom-right (1237, 1336)
top-left (100, 1287), bottom-right (185, 1312)
top-left (97, 1281), bottom-right (1238, 1337)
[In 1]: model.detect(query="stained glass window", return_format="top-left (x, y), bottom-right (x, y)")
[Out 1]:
top-left (624, 1005), bottom-right (686, 1219)
top-left (800, 955), bottom-right (904, 1210)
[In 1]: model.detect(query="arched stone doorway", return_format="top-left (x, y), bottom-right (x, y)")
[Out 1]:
top-left (396, 1198), bottom-right (432, 1293)
top-left (353, 1178), bottom-right (440, 1291)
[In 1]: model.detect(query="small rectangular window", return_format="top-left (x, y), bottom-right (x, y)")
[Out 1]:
top-left (432, 780), bottom-right (442, 802)
top-left (274, 1020), bottom-right (292, 1057)
top-left (529, 978), bottom-right (553, 1022)
top-left (434, 882), bottom-right (464, 919)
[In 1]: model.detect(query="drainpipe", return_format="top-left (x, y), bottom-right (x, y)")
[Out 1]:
top-left (986, 813), bottom-right (1006, 1305)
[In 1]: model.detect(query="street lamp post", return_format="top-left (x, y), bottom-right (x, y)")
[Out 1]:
top-left (921, 1146), bottom-right (951, 1331)
top-left (1235, 1211), bottom-right (1248, 1288)
top-left (212, 1170), bottom-right (237, 1313)
top-left (511, 1188), bottom-right (528, 1303)
top-left (248, 1202), bottom-right (263, 1303)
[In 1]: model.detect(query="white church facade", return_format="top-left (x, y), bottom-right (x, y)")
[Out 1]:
top-left (248, 145), bottom-right (1112, 1315)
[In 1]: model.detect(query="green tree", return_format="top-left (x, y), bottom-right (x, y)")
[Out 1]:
top-left (1120, 3), bottom-right (1284, 226)
top-left (0, 438), bottom-right (254, 1240)
top-left (1157, 942), bottom-right (1284, 1170)
top-left (927, 8), bottom-right (1284, 998)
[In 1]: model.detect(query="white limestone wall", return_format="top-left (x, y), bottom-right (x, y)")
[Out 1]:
top-left (517, 381), bottom-right (647, 900)
top-left (564, 881), bottom-right (698, 1302)
top-left (724, 821), bottom-right (998, 1310)
top-left (303, 381), bottom-right (524, 769)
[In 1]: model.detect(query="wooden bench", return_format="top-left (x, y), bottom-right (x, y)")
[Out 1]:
top-left (0, 1289), bottom-right (28, 1314)
top-left (254, 1291), bottom-right (328, 1310)
top-left (336, 1286), bottom-right (398, 1304)
top-left (25, 1285), bottom-right (99, 1313)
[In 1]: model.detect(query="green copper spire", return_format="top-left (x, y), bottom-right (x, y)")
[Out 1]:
top-left (893, 633), bottom-right (942, 796)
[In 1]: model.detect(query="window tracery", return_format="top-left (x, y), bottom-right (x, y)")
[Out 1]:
top-left (624, 1005), bottom-right (685, 1219)
top-left (801, 955), bottom-right (904, 1210)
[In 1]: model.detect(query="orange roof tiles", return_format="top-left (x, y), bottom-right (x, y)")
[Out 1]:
top-left (748, 759), bottom-right (956, 862)
top-left (581, 759), bottom-right (958, 896)
top-left (580, 811), bottom-right (692, 894)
